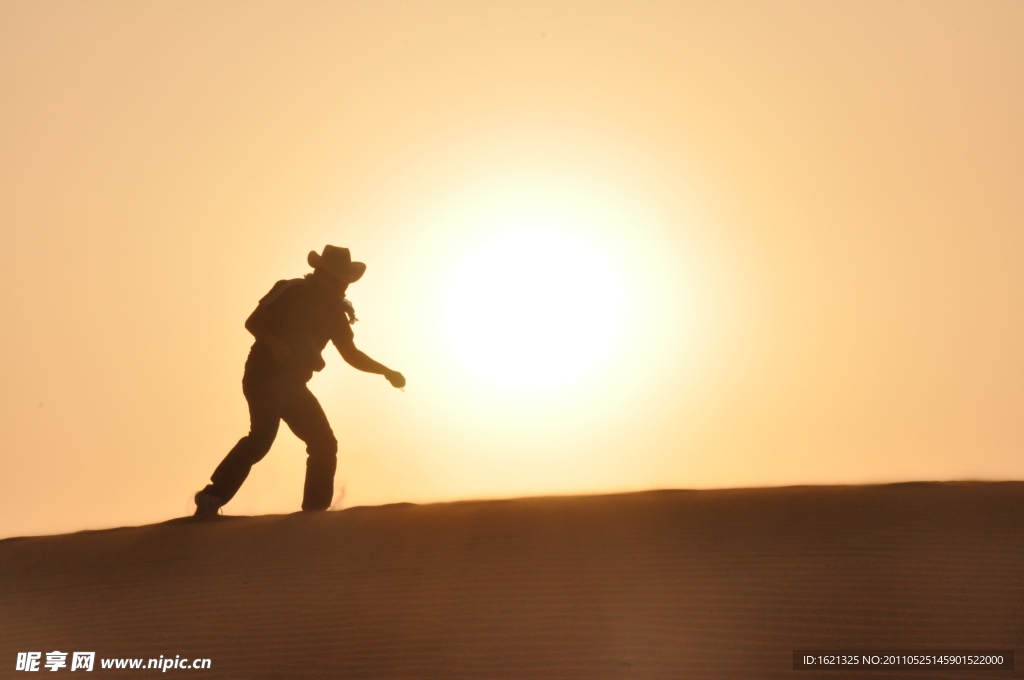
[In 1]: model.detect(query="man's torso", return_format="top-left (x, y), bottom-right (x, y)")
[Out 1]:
top-left (245, 276), bottom-right (353, 382)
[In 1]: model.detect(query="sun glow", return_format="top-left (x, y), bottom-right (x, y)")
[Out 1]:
top-left (440, 226), bottom-right (627, 393)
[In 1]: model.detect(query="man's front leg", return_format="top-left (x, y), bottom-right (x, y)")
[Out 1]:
top-left (302, 453), bottom-right (338, 511)
top-left (282, 385), bottom-right (339, 511)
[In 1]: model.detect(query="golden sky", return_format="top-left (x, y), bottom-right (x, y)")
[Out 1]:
top-left (1, 1), bottom-right (1022, 538)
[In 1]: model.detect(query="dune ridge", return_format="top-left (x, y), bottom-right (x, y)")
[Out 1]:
top-left (2, 482), bottom-right (1022, 679)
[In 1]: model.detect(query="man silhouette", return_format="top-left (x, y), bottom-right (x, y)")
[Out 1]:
top-left (194, 245), bottom-right (405, 517)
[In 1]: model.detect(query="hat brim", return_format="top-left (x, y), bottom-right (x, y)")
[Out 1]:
top-left (345, 261), bottom-right (366, 283)
top-left (308, 251), bottom-right (366, 283)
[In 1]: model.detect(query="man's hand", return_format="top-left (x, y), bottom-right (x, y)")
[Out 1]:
top-left (384, 370), bottom-right (406, 389)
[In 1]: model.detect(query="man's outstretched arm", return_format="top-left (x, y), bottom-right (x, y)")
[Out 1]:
top-left (334, 334), bottom-right (406, 388)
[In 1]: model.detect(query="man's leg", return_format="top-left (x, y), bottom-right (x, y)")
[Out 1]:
top-left (200, 376), bottom-right (282, 505)
top-left (281, 385), bottom-right (338, 511)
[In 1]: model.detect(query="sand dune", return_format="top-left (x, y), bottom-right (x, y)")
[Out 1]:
top-left (2, 482), bottom-right (1021, 679)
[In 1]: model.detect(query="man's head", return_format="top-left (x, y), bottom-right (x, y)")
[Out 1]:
top-left (308, 246), bottom-right (365, 296)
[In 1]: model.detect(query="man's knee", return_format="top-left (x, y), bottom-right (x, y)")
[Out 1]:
top-left (238, 426), bottom-right (277, 461)
top-left (310, 434), bottom-right (338, 459)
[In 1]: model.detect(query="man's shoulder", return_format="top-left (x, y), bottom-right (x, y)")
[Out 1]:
top-left (258, 277), bottom-right (312, 306)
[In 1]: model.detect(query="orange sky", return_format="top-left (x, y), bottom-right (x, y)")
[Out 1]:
top-left (1, 1), bottom-right (1022, 538)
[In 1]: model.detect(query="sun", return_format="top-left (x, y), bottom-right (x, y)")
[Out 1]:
top-left (440, 226), bottom-right (627, 393)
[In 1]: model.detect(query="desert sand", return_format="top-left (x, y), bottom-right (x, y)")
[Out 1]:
top-left (1, 482), bottom-right (1021, 679)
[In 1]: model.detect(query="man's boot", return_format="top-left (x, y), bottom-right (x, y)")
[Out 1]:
top-left (194, 490), bottom-right (225, 518)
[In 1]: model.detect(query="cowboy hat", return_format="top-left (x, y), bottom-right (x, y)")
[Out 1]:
top-left (307, 245), bottom-right (366, 283)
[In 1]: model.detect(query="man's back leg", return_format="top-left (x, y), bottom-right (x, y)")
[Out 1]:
top-left (198, 379), bottom-right (282, 511)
